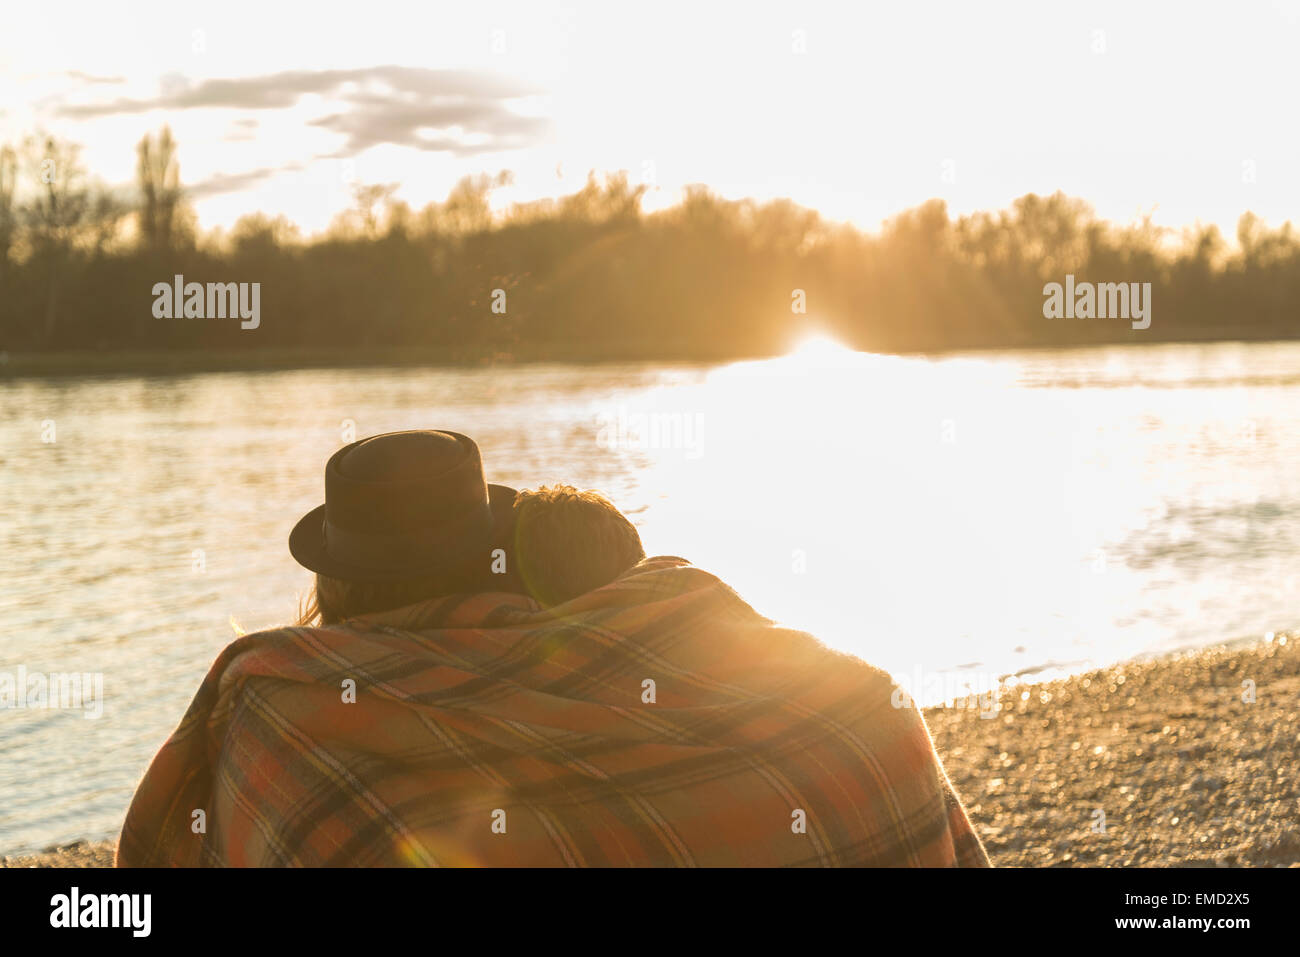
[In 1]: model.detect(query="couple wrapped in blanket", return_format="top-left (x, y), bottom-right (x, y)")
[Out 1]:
top-left (117, 431), bottom-right (989, 868)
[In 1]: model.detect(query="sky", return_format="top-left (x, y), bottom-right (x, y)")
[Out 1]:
top-left (2, 0), bottom-right (1298, 239)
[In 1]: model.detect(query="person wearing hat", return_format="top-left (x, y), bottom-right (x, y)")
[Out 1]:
top-left (117, 427), bottom-right (989, 868)
top-left (289, 429), bottom-right (523, 624)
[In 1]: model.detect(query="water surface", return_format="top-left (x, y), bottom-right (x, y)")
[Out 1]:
top-left (2, 340), bottom-right (1298, 852)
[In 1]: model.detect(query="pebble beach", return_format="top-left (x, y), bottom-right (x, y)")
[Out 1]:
top-left (929, 633), bottom-right (1299, 867)
top-left (4, 634), bottom-right (1296, 868)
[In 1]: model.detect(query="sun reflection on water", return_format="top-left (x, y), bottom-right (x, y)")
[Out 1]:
top-left (3, 340), bottom-right (1300, 851)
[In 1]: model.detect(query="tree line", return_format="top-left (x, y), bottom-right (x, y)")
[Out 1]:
top-left (0, 127), bottom-right (1296, 363)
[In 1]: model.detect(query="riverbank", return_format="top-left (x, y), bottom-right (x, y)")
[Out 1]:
top-left (4, 333), bottom-right (1293, 380)
top-left (0, 341), bottom-right (762, 379)
top-left (928, 633), bottom-right (1298, 866)
top-left (2, 840), bottom-right (116, 868)
top-left (4, 633), bottom-right (1296, 868)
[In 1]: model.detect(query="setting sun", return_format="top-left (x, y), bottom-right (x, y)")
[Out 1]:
top-left (787, 331), bottom-right (854, 360)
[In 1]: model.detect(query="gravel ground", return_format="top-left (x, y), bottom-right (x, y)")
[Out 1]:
top-left (2, 839), bottom-right (116, 868)
top-left (5, 634), bottom-right (1295, 868)
top-left (928, 634), bottom-right (1299, 867)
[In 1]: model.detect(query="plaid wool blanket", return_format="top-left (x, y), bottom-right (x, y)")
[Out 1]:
top-left (117, 557), bottom-right (989, 867)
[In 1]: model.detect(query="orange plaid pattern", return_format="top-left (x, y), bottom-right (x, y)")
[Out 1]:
top-left (117, 558), bottom-right (989, 867)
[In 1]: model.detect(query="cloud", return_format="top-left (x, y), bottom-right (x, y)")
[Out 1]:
top-left (223, 117), bottom-right (259, 142)
top-left (188, 162), bottom-right (305, 199)
top-left (55, 66), bottom-right (548, 157)
top-left (64, 71), bottom-right (126, 85)
top-left (310, 98), bottom-right (548, 158)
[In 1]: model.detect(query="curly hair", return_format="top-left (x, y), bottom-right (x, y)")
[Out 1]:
top-left (512, 484), bottom-right (645, 607)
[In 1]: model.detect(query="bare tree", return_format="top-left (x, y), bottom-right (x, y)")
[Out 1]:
top-left (0, 145), bottom-right (16, 347)
top-left (86, 190), bottom-right (130, 257)
top-left (24, 135), bottom-right (91, 344)
top-left (0, 145), bottom-right (17, 267)
top-left (352, 183), bottom-right (399, 239)
top-left (136, 126), bottom-right (182, 251)
top-left (439, 171), bottom-right (510, 235)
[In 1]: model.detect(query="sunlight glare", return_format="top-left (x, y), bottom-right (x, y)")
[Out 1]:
top-left (784, 331), bottom-right (861, 368)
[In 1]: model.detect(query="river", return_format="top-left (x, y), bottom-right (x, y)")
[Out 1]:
top-left (2, 338), bottom-right (1298, 852)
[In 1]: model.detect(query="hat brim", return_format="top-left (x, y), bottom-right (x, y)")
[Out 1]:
top-left (288, 483), bottom-right (518, 583)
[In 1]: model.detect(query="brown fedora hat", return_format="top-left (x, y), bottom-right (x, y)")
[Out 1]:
top-left (289, 430), bottom-right (517, 583)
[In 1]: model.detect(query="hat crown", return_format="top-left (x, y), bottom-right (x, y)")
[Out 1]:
top-left (289, 429), bottom-right (518, 583)
top-left (336, 430), bottom-right (467, 482)
top-left (325, 431), bottom-right (487, 530)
